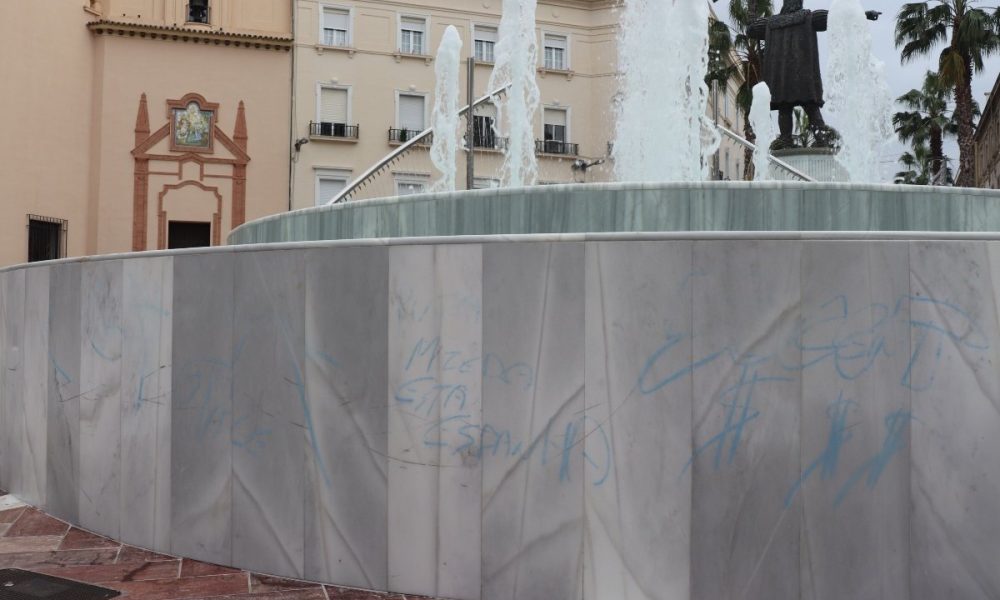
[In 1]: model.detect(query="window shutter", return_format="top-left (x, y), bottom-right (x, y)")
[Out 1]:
top-left (544, 108), bottom-right (567, 127)
top-left (475, 26), bottom-right (498, 43)
top-left (399, 95), bottom-right (425, 130)
top-left (544, 34), bottom-right (567, 50)
top-left (318, 178), bottom-right (346, 205)
top-left (401, 16), bottom-right (425, 34)
top-left (323, 8), bottom-right (349, 31)
top-left (320, 88), bottom-right (348, 123)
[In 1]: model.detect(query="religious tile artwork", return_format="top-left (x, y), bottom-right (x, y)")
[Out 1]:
top-left (172, 101), bottom-right (214, 151)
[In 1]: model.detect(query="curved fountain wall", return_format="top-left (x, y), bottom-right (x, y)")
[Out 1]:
top-left (230, 182), bottom-right (1000, 245)
top-left (2, 231), bottom-right (999, 599)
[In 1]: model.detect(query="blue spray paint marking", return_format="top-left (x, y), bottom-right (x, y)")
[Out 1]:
top-left (784, 394), bottom-right (857, 507)
top-left (832, 410), bottom-right (915, 507)
top-left (49, 355), bottom-right (72, 385)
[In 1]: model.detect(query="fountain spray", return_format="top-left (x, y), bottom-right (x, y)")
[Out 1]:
top-left (430, 26), bottom-right (463, 192)
top-left (749, 83), bottom-right (777, 181)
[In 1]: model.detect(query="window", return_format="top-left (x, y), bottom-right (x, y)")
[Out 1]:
top-left (168, 222), bottom-right (210, 249)
top-left (399, 16), bottom-right (427, 55)
top-left (321, 6), bottom-right (350, 46)
top-left (473, 178), bottom-right (500, 189)
top-left (395, 174), bottom-right (430, 196)
top-left (474, 25), bottom-right (497, 63)
top-left (186, 0), bottom-right (209, 24)
top-left (27, 215), bottom-right (66, 262)
top-left (316, 170), bottom-right (351, 205)
top-left (317, 86), bottom-right (350, 135)
top-left (543, 34), bottom-right (568, 70)
top-left (397, 93), bottom-right (426, 132)
top-left (543, 107), bottom-right (568, 153)
top-left (472, 103), bottom-right (498, 148)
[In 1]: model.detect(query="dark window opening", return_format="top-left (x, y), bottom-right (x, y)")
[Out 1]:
top-left (473, 115), bottom-right (496, 148)
top-left (27, 215), bottom-right (67, 263)
top-left (168, 221), bottom-right (211, 249)
top-left (187, 0), bottom-right (209, 24)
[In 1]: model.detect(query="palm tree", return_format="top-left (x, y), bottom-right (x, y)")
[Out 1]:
top-left (896, 0), bottom-right (1000, 186)
top-left (895, 143), bottom-right (933, 184)
top-left (707, 0), bottom-right (774, 180)
top-left (893, 71), bottom-right (958, 184)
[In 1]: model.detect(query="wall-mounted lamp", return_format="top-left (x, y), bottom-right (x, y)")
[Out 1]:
top-left (294, 137), bottom-right (309, 152)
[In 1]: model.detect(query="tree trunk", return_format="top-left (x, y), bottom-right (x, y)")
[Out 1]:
top-left (953, 58), bottom-right (977, 187)
top-left (930, 125), bottom-right (944, 184)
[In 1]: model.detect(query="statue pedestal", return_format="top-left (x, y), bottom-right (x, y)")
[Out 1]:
top-left (770, 147), bottom-right (848, 182)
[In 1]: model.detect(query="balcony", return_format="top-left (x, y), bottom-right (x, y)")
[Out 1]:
top-left (470, 132), bottom-right (508, 151)
top-left (535, 139), bottom-right (578, 156)
top-left (310, 122), bottom-right (360, 140)
top-left (389, 128), bottom-right (432, 145)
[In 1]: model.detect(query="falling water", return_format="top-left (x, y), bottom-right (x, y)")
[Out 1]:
top-left (825, 0), bottom-right (893, 182)
top-left (488, 0), bottom-right (540, 187)
top-left (430, 26), bottom-right (463, 192)
top-left (749, 83), bottom-right (777, 181)
top-left (613, 0), bottom-right (719, 182)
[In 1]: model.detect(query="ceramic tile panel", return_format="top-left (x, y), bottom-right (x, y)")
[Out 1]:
top-left (582, 241), bottom-right (693, 600)
top-left (303, 246), bottom-right (389, 589)
top-left (909, 242), bottom-right (1000, 599)
top-left (78, 260), bottom-right (123, 539)
top-left (120, 257), bottom-right (172, 549)
top-left (20, 267), bottom-right (50, 508)
top-left (231, 250), bottom-right (307, 578)
top-left (46, 262), bottom-right (82, 523)
top-left (797, 242), bottom-right (910, 599)
top-left (387, 244), bottom-right (483, 600)
top-left (690, 240), bottom-right (802, 600)
top-left (481, 243), bottom-right (585, 600)
top-left (0, 270), bottom-right (26, 496)
top-left (170, 253), bottom-right (234, 565)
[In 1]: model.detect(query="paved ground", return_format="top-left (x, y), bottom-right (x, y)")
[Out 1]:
top-left (0, 492), bottom-right (435, 600)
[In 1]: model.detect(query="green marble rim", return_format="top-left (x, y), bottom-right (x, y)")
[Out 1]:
top-left (228, 182), bottom-right (1000, 246)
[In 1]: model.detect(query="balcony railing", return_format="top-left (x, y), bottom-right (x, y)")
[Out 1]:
top-left (470, 133), bottom-right (508, 151)
top-left (310, 122), bottom-right (360, 139)
top-left (535, 139), bottom-right (578, 156)
top-left (389, 128), bottom-right (432, 145)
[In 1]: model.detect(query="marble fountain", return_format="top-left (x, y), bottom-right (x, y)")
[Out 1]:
top-left (3, 1), bottom-right (1000, 599)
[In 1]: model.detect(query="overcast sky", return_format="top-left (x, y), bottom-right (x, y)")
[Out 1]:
top-left (712, 0), bottom-right (1000, 181)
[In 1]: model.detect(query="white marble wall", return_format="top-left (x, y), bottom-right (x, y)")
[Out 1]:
top-left (1, 239), bottom-right (999, 600)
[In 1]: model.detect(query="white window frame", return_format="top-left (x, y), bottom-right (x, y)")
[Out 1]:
top-left (472, 23), bottom-right (498, 64)
top-left (473, 177), bottom-right (500, 189)
top-left (394, 172), bottom-right (431, 196)
top-left (315, 168), bottom-right (352, 206)
top-left (541, 31), bottom-right (570, 71)
top-left (319, 4), bottom-right (353, 47)
top-left (395, 90), bottom-right (429, 131)
top-left (315, 83), bottom-right (353, 125)
top-left (397, 13), bottom-right (430, 55)
top-left (541, 105), bottom-right (571, 144)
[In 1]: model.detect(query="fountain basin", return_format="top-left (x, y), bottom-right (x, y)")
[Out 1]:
top-left (229, 181), bottom-right (1000, 245)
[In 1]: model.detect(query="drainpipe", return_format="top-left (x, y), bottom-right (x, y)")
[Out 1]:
top-left (287, 0), bottom-right (297, 212)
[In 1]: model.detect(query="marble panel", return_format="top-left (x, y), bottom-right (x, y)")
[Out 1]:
top-left (303, 246), bottom-right (389, 589)
top-left (231, 250), bottom-right (307, 578)
top-left (582, 241), bottom-right (693, 600)
top-left (46, 262), bottom-right (81, 523)
top-left (78, 260), bottom-right (123, 538)
top-left (690, 240), bottom-right (802, 600)
top-left (387, 244), bottom-right (483, 600)
top-left (171, 253), bottom-right (234, 565)
top-left (0, 270), bottom-right (25, 497)
top-left (797, 242), bottom-right (910, 600)
top-left (120, 257), bottom-right (173, 549)
top-left (20, 267), bottom-right (50, 508)
top-left (481, 243), bottom-right (585, 600)
top-left (908, 242), bottom-right (1000, 599)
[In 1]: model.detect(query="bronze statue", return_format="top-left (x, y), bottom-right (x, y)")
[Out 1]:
top-left (747, 0), bottom-right (880, 148)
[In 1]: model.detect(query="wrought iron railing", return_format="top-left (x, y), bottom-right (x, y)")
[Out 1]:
top-left (389, 128), bottom-right (432, 145)
top-left (536, 140), bottom-right (579, 156)
top-left (309, 122), bottom-right (359, 139)
top-left (471, 133), bottom-right (508, 151)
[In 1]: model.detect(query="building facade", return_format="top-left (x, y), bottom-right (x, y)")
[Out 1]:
top-left (975, 74), bottom-right (1000, 189)
top-left (291, 0), bottom-right (746, 208)
top-left (0, 0), bottom-right (293, 266)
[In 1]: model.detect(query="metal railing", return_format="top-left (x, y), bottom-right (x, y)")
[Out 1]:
top-left (328, 84), bottom-right (511, 205)
top-left (471, 133), bottom-right (508, 151)
top-left (389, 128), bottom-right (432, 145)
top-left (716, 125), bottom-right (818, 182)
top-left (536, 140), bottom-right (579, 156)
top-left (309, 122), bottom-right (359, 139)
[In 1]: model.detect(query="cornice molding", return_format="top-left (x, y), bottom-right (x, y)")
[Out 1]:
top-left (87, 20), bottom-right (293, 51)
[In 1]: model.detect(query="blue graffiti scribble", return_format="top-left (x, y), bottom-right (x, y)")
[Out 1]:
top-left (784, 394), bottom-right (858, 507)
top-left (832, 409), bottom-right (915, 507)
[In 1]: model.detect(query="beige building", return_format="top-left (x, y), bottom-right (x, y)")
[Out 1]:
top-left (0, 0), bottom-right (293, 266)
top-left (975, 74), bottom-right (1000, 189)
top-left (290, 0), bottom-right (746, 208)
